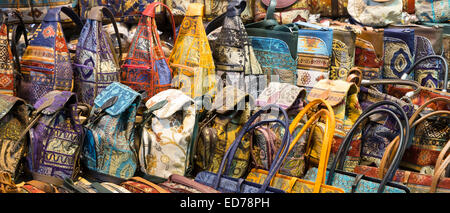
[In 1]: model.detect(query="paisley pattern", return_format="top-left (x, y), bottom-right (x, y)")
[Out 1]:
top-left (83, 82), bottom-right (141, 180)
top-left (414, 36), bottom-right (441, 89)
top-left (383, 37), bottom-right (414, 80)
top-left (28, 91), bottom-right (83, 182)
top-left (169, 4), bottom-right (216, 100)
top-left (303, 167), bottom-right (408, 193)
top-left (0, 23), bottom-right (15, 96)
top-left (18, 8), bottom-right (74, 105)
top-left (75, 18), bottom-right (120, 106)
top-left (121, 5), bottom-right (173, 102)
top-left (139, 89), bottom-right (196, 179)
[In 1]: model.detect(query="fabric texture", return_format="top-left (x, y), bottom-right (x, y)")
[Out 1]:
top-left (0, 23), bottom-right (15, 96)
top-left (347, 0), bottom-right (402, 27)
top-left (415, 0), bottom-right (450, 23)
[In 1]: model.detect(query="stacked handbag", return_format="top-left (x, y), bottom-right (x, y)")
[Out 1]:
top-left (0, 0), bottom-right (448, 194)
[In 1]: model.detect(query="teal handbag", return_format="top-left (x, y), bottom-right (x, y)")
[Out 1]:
top-left (303, 101), bottom-right (411, 193)
top-left (245, 0), bottom-right (298, 86)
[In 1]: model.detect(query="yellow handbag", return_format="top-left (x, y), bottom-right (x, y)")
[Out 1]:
top-left (169, 3), bottom-right (217, 100)
top-left (246, 99), bottom-right (345, 193)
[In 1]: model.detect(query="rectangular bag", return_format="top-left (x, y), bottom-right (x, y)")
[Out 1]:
top-left (382, 28), bottom-right (415, 82)
top-left (329, 25), bottom-right (356, 81)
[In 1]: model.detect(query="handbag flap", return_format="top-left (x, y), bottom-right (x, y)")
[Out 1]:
top-left (145, 89), bottom-right (193, 119)
top-left (93, 82), bottom-right (141, 116)
top-left (307, 79), bottom-right (358, 107)
top-left (256, 82), bottom-right (306, 110)
top-left (212, 86), bottom-right (253, 114)
top-left (261, 0), bottom-right (297, 8)
top-left (0, 95), bottom-right (25, 121)
top-left (33, 91), bottom-right (77, 115)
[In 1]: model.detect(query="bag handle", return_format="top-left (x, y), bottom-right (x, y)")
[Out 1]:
top-left (361, 78), bottom-right (422, 99)
top-left (400, 55), bottom-right (448, 92)
top-left (142, 2), bottom-right (177, 42)
top-left (213, 104), bottom-right (291, 193)
top-left (7, 10), bottom-right (28, 78)
top-left (327, 101), bottom-right (409, 193)
top-left (205, 0), bottom-right (247, 35)
top-left (59, 6), bottom-right (84, 33)
top-left (88, 6), bottom-right (123, 59)
top-left (431, 148), bottom-right (450, 193)
top-left (294, 21), bottom-right (331, 31)
top-left (378, 97), bottom-right (450, 178)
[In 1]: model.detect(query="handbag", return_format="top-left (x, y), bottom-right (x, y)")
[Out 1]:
top-left (0, 95), bottom-right (30, 182)
top-left (254, 0), bottom-right (310, 24)
top-left (355, 28), bottom-right (384, 80)
top-left (382, 28), bottom-right (416, 82)
top-left (169, 3), bottom-right (216, 100)
top-left (0, 0), bottom-right (77, 24)
top-left (329, 25), bottom-right (356, 81)
top-left (247, 99), bottom-right (345, 193)
top-left (0, 10), bottom-right (28, 96)
top-left (307, 79), bottom-right (362, 172)
top-left (347, 0), bottom-right (403, 27)
top-left (79, 0), bottom-right (155, 23)
top-left (74, 6), bottom-right (122, 106)
top-left (194, 104), bottom-right (290, 193)
top-left (309, 0), bottom-right (349, 18)
top-left (415, 0), bottom-right (450, 23)
top-left (205, 0), bottom-right (264, 99)
top-left (17, 6), bottom-right (83, 105)
top-left (304, 100), bottom-right (411, 193)
top-left (121, 2), bottom-right (176, 102)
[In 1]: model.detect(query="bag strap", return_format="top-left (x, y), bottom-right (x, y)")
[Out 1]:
top-left (142, 2), bottom-right (177, 42)
top-left (431, 150), bottom-right (450, 193)
top-left (129, 176), bottom-right (170, 193)
top-left (400, 55), bottom-right (448, 92)
top-left (59, 6), bottom-right (84, 33)
top-left (205, 0), bottom-right (247, 35)
top-left (88, 6), bottom-right (123, 59)
top-left (8, 10), bottom-right (28, 77)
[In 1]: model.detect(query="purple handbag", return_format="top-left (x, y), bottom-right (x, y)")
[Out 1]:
top-left (26, 90), bottom-right (84, 186)
top-left (17, 7), bottom-right (83, 105)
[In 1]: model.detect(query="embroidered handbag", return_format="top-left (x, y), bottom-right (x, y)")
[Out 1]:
top-left (82, 82), bottom-right (142, 183)
top-left (193, 86), bottom-right (253, 178)
top-left (247, 99), bottom-right (345, 193)
top-left (121, 2), bottom-right (176, 102)
top-left (329, 25), bottom-right (356, 81)
top-left (382, 28), bottom-right (415, 82)
top-left (194, 104), bottom-right (290, 193)
top-left (307, 79), bottom-right (362, 172)
top-left (138, 89), bottom-right (196, 179)
top-left (169, 3), bottom-right (216, 100)
top-left (294, 21), bottom-right (333, 92)
top-left (347, 0), bottom-right (403, 27)
top-left (0, 0), bottom-right (77, 24)
top-left (158, 174), bottom-right (220, 193)
top-left (205, 0), bottom-right (264, 99)
top-left (17, 6), bottom-right (83, 105)
top-left (0, 10), bottom-right (28, 96)
top-left (415, 0), bottom-right (450, 23)
top-left (355, 28), bottom-right (384, 80)
top-left (304, 101), bottom-right (411, 193)
top-left (79, 0), bottom-right (155, 23)
top-left (0, 94), bottom-right (30, 181)
top-left (74, 6), bottom-right (123, 106)
top-left (309, 0), bottom-right (349, 18)
top-left (25, 90), bottom-right (84, 186)
top-left (254, 0), bottom-right (310, 24)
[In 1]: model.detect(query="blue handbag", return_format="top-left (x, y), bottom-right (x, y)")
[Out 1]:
top-left (304, 100), bottom-right (411, 193)
top-left (194, 104), bottom-right (291, 193)
top-left (382, 28), bottom-right (416, 81)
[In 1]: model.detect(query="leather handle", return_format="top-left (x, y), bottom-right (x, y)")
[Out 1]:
top-left (265, 0), bottom-right (277, 21)
top-left (129, 176), bottom-right (170, 193)
top-left (60, 6), bottom-right (84, 33)
top-left (94, 6), bottom-right (123, 59)
top-left (205, 0), bottom-right (247, 35)
top-left (9, 10), bottom-right (28, 78)
top-left (142, 2), bottom-right (177, 42)
top-left (431, 147), bottom-right (450, 193)
top-left (400, 55), bottom-right (448, 92)
top-left (435, 139), bottom-right (450, 175)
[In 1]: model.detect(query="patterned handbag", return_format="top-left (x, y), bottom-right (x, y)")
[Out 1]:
top-left (0, 10), bottom-right (28, 96)
top-left (194, 86), bottom-right (253, 178)
top-left (169, 3), bottom-right (216, 100)
top-left (254, 0), bottom-right (310, 24)
top-left (355, 28), bottom-right (384, 80)
top-left (79, 0), bottom-right (155, 23)
top-left (329, 25), bottom-right (356, 81)
top-left (82, 82), bottom-right (142, 183)
top-left (121, 2), bottom-right (176, 102)
top-left (0, 171), bottom-right (19, 193)
top-left (17, 6), bottom-right (83, 105)
top-left (415, 0), bottom-right (450, 23)
top-left (194, 104), bottom-right (290, 193)
top-left (0, 0), bottom-right (77, 24)
top-left (307, 79), bottom-right (362, 172)
top-left (294, 21), bottom-right (333, 92)
top-left (159, 174), bottom-right (220, 193)
top-left (74, 6), bottom-right (123, 107)
top-left (120, 176), bottom-right (170, 193)
top-left (304, 101), bottom-right (411, 193)
top-left (247, 99), bottom-right (345, 193)
top-left (347, 0), bottom-right (403, 27)
top-left (25, 90), bottom-right (84, 186)
top-left (138, 89), bottom-right (196, 179)
top-left (0, 95), bottom-right (30, 181)
top-left (205, 0), bottom-right (264, 99)
top-left (309, 0), bottom-right (349, 18)
top-left (382, 28), bottom-right (415, 82)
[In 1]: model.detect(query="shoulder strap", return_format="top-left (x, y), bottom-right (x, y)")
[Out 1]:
top-left (4, 10), bottom-right (28, 78)
top-left (142, 2), bottom-right (177, 42)
top-left (205, 0), bottom-right (247, 35)
top-left (88, 6), bottom-right (123, 58)
top-left (400, 55), bottom-right (448, 92)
